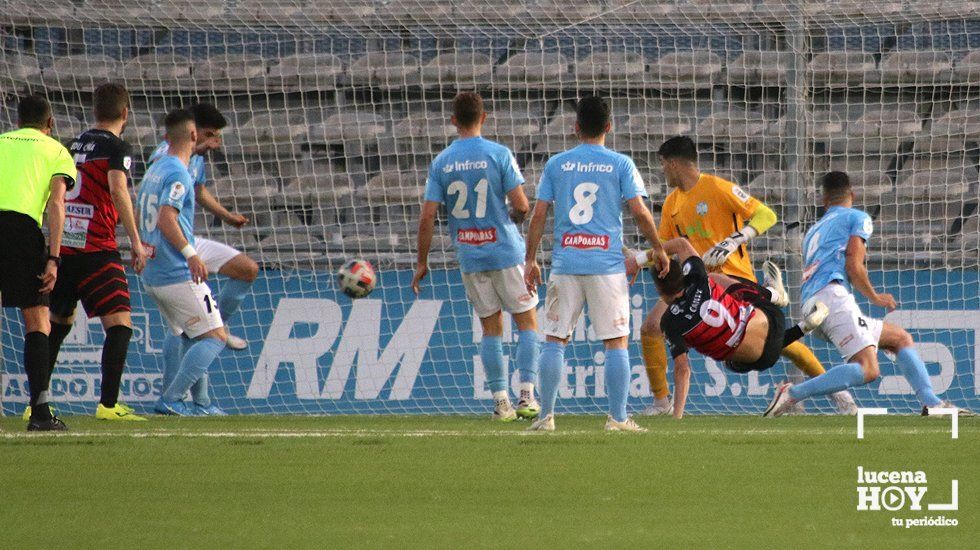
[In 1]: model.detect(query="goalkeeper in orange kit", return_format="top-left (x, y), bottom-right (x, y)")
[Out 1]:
top-left (638, 137), bottom-right (857, 416)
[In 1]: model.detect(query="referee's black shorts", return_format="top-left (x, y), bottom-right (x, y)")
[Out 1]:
top-left (0, 211), bottom-right (49, 309)
top-left (50, 250), bottom-right (131, 318)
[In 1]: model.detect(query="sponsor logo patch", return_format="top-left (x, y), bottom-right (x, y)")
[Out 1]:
top-left (66, 203), bottom-right (95, 218)
top-left (457, 228), bottom-right (497, 246)
top-left (732, 185), bottom-right (751, 203)
top-left (169, 182), bottom-right (186, 201)
top-left (123, 156), bottom-right (132, 170)
top-left (560, 161), bottom-right (614, 173)
top-left (561, 233), bottom-right (609, 250)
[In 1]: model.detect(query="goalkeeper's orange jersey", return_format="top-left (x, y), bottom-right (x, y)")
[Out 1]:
top-left (659, 173), bottom-right (761, 281)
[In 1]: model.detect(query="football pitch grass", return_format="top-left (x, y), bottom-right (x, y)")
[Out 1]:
top-left (1, 415), bottom-right (976, 548)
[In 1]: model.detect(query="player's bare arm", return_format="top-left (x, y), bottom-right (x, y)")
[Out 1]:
top-left (196, 184), bottom-right (247, 227)
top-left (672, 351), bottom-right (691, 419)
top-left (412, 200), bottom-right (439, 294)
top-left (523, 200), bottom-right (550, 294)
top-left (40, 175), bottom-right (69, 293)
top-left (506, 185), bottom-right (530, 224)
top-left (845, 235), bottom-right (897, 311)
top-left (626, 196), bottom-right (669, 277)
top-left (158, 205), bottom-right (207, 284)
top-left (108, 169), bottom-right (147, 273)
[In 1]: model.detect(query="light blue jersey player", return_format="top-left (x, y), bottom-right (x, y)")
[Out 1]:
top-left (151, 104), bottom-right (257, 416)
top-left (766, 171), bottom-right (970, 417)
top-left (137, 110), bottom-right (227, 417)
top-left (524, 96), bottom-right (669, 432)
top-left (413, 93), bottom-right (540, 421)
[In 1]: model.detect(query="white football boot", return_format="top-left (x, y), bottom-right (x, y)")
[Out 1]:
top-left (801, 298), bottom-right (830, 333)
top-left (515, 383), bottom-right (540, 420)
top-left (762, 260), bottom-right (790, 307)
top-left (527, 414), bottom-right (555, 431)
top-left (830, 390), bottom-right (859, 415)
top-left (226, 334), bottom-right (248, 350)
top-left (922, 401), bottom-right (975, 417)
top-left (641, 394), bottom-right (673, 416)
top-left (604, 415), bottom-right (648, 432)
top-left (493, 398), bottom-right (518, 422)
top-left (763, 382), bottom-right (797, 417)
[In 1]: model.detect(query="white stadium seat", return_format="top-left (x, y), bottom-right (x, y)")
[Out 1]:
top-left (648, 51), bottom-right (723, 89)
top-left (809, 51), bottom-right (878, 87)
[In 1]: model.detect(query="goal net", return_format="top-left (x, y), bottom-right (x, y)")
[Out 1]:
top-left (1, 0), bottom-right (978, 416)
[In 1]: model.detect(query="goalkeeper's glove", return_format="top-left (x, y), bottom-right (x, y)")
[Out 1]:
top-left (703, 227), bottom-right (757, 267)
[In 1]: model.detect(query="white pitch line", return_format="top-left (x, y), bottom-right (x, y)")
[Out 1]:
top-left (0, 426), bottom-right (971, 439)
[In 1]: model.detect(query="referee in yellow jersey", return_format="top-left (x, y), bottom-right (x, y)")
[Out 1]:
top-left (639, 136), bottom-right (856, 416)
top-left (0, 95), bottom-right (76, 431)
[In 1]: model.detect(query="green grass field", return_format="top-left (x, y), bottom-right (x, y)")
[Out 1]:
top-left (1, 415), bottom-right (976, 548)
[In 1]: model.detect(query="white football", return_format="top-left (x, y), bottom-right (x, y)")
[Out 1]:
top-left (338, 259), bottom-right (377, 299)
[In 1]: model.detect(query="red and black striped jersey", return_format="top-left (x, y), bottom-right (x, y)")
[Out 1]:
top-left (660, 257), bottom-right (757, 361)
top-left (63, 129), bottom-right (132, 255)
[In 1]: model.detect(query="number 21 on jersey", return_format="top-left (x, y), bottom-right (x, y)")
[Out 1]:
top-left (447, 179), bottom-right (488, 219)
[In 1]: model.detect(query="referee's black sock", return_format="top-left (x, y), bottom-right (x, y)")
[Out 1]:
top-left (47, 321), bottom-right (73, 379)
top-left (25, 331), bottom-right (52, 421)
top-left (100, 325), bottom-right (132, 408)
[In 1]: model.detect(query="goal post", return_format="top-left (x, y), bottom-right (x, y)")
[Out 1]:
top-left (1, 0), bottom-right (978, 416)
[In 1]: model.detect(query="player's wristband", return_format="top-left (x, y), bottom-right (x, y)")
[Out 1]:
top-left (180, 244), bottom-right (198, 259)
top-left (632, 250), bottom-right (650, 267)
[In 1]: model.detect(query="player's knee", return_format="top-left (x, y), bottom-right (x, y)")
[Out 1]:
top-left (893, 328), bottom-right (914, 351)
top-left (243, 257), bottom-right (259, 282)
top-left (640, 317), bottom-right (662, 338)
top-left (22, 306), bottom-right (50, 334)
top-left (857, 356), bottom-right (881, 384)
top-left (512, 309), bottom-right (537, 332)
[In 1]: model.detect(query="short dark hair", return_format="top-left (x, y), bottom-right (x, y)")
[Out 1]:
top-left (657, 136), bottom-right (698, 162)
top-left (576, 95), bottom-right (611, 138)
top-left (821, 171), bottom-right (852, 204)
top-left (653, 259), bottom-right (685, 297)
top-left (163, 108), bottom-right (196, 139)
top-left (18, 95), bottom-right (51, 128)
top-left (93, 83), bottom-right (129, 122)
top-left (452, 92), bottom-right (484, 128)
top-left (190, 102), bottom-right (227, 130)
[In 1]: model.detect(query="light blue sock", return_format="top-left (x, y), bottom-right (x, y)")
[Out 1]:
top-left (516, 330), bottom-right (540, 384)
top-left (191, 374), bottom-right (210, 407)
top-left (789, 363), bottom-right (866, 401)
top-left (896, 347), bottom-right (941, 407)
top-left (538, 341), bottom-right (565, 416)
top-left (163, 337), bottom-right (224, 402)
top-left (481, 336), bottom-right (506, 394)
top-left (605, 348), bottom-right (630, 422)
top-left (217, 278), bottom-right (252, 321)
top-left (161, 333), bottom-right (190, 393)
